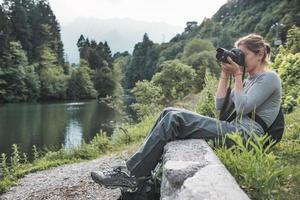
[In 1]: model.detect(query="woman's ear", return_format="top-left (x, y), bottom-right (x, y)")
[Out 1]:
top-left (257, 49), bottom-right (264, 61)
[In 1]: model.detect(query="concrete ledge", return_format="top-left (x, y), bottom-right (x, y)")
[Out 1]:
top-left (161, 139), bottom-right (250, 200)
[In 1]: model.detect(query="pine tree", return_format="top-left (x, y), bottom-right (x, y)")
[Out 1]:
top-left (88, 40), bottom-right (103, 70)
top-left (67, 59), bottom-right (96, 99)
top-left (124, 33), bottom-right (159, 89)
top-left (0, 41), bottom-right (29, 102)
top-left (5, 0), bottom-right (32, 56)
top-left (77, 34), bottom-right (85, 52)
top-left (29, 0), bottom-right (64, 64)
top-left (103, 41), bottom-right (113, 69)
top-left (0, 4), bottom-right (10, 58)
top-left (77, 36), bottom-right (90, 61)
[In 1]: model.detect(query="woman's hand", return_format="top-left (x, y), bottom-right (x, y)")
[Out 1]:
top-left (221, 57), bottom-right (242, 76)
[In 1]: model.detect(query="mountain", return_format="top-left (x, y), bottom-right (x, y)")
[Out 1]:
top-left (182, 0), bottom-right (299, 45)
top-left (61, 18), bottom-right (184, 63)
top-left (153, 0), bottom-right (300, 63)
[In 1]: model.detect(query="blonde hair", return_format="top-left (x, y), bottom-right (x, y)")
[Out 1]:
top-left (234, 34), bottom-right (271, 66)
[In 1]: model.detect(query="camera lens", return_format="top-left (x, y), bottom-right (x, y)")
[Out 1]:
top-left (216, 48), bottom-right (245, 66)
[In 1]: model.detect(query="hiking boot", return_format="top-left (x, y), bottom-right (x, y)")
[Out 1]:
top-left (91, 166), bottom-right (139, 191)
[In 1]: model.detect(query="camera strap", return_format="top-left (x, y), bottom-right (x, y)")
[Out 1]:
top-left (219, 65), bottom-right (246, 121)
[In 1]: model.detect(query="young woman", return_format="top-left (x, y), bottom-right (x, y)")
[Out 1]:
top-left (91, 34), bottom-right (282, 192)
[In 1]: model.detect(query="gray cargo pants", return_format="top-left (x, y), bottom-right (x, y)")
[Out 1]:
top-left (126, 107), bottom-right (246, 177)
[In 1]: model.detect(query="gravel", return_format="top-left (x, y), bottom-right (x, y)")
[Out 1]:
top-left (0, 150), bottom-right (134, 200)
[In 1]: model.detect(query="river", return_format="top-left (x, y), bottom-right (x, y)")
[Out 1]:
top-left (0, 100), bottom-right (124, 158)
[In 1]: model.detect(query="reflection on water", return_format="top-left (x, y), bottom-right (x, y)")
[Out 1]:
top-left (64, 120), bottom-right (83, 148)
top-left (0, 100), bottom-right (123, 157)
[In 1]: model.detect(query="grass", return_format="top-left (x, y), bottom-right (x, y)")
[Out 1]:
top-left (213, 106), bottom-right (300, 200)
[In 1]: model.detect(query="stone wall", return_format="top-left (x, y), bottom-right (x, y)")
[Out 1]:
top-left (160, 139), bottom-right (250, 200)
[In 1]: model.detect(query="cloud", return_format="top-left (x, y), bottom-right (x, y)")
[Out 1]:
top-left (48, 0), bottom-right (227, 26)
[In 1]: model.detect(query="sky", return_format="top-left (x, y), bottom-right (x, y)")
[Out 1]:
top-left (48, 0), bottom-right (228, 26)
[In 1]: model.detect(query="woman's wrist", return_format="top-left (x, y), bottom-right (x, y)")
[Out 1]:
top-left (234, 69), bottom-right (243, 77)
top-left (220, 71), bottom-right (229, 79)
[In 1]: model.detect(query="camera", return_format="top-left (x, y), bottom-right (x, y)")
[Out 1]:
top-left (216, 48), bottom-right (245, 66)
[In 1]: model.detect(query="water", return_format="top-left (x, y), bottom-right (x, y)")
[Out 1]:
top-left (0, 100), bottom-right (124, 157)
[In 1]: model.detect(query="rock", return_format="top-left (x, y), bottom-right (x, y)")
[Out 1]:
top-left (161, 139), bottom-right (250, 200)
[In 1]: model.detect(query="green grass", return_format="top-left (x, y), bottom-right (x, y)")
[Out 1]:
top-left (213, 106), bottom-right (300, 200)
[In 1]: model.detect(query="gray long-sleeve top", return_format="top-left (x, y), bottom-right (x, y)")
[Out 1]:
top-left (215, 71), bottom-right (282, 135)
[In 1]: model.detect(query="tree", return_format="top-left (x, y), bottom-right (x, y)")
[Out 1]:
top-left (6, 0), bottom-right (32, 56)
top-left (216, 29), bottom-right (234, 50)
top-left (38, 45), bottom-right (67, 99)
top-left (272, 26), bottom-right (300, 113)
top-left (103, 41), bottom-right (113, 69)
top-left (182, 39), bottom-right (219, 91)
top-left (131, 80), bottom-right (164, 119)
top-left (67, 59), bottom-right (97, 99)
top-left (286, 26), bottom-right (300, 54)
top-left (77, 34), bottom-right (85, 52)
top-left (78, 37), bottom-right (90, 61)
top-left (24, 64), bottom-right (40, 101)
top-left (183, 39), bottom-right (215, 58)
top-left (152, 60), bottom-right (197, 103)
top-left (0, 4), bottom-right (10, 58)
top-left (124, 33), bottom-right (159, 89)
top-left (88, 41), bottom-right (103, 70)
top-left (0, 41), bottom-right (28, 102)
top-left (29, 0), bottom-right (64, 64)
top-left (93, 67), bottom-right (117, 98)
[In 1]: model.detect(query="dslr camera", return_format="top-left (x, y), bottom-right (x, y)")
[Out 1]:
top-left (216, 48), bottom-right (245, 66)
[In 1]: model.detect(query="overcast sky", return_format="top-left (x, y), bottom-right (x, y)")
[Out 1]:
top-left (48, 0), bottom-right (228, 26)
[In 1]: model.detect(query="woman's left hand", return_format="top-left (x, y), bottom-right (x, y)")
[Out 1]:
top-left (221, 57), bottom-right (242, 75)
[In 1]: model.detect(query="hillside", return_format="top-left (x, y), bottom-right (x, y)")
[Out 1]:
top-left (159, 0), bottom-right (300, 60)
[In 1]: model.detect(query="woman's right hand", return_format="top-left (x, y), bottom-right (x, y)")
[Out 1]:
top-left (220, 64), bottom-right (230, 79)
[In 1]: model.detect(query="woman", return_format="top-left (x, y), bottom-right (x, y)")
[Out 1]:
top-left (91, 34), bottom-right (282, 191)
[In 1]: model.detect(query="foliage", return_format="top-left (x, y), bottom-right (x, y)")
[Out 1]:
top-left (24, 64), bottom-right (40, 101)
top-left (152, 60), bottom-right (197, 103)
top-left (195, 73), bottom-right (218, 118)
top-left (0, 41), bottom-right (29, 102)
top-left (66, 59), bottom-right (97, 99)
top-left (271, 27), bottom-right (300, 113)
top-left (77, 35), bottom-right (113, 70)
top-left (214, 132), bottom-right (288, 199)
top-left (93, 67), bottom-right (117, 98)
top-left (131, 80), bottom-right (164, 120)
top-left (0, 0), bottom-right (70, 103)
top-left (124, 33), bottom-right (159, 89)
top-left (38, 45), bottom-right (67, 99)
top-left (286, 26), bottom-right (300, 54)
top-left (183, 38), bottom-right (214, 58)
top-left (157, 41), bottom-right (184, 66)
top-left (211, 0), bottom-right (299, 44)
top-left (111, 54), bottom-right (130, 110)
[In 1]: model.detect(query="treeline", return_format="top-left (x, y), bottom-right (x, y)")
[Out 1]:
top-left (0, 0), bottom-right (117, 103)
top-left (74, 35), bottom-right (117, 99)
top-left (0, 0), bottom-right (66, 102)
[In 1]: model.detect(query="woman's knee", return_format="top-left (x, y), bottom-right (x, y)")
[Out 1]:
top-left (163, 107), bottom-right (176, 113)
top-left (163, 107), bottom-right (186, 115)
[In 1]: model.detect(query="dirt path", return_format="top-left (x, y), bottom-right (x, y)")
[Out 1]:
top-left (0, 150), bottom-right (134, 200)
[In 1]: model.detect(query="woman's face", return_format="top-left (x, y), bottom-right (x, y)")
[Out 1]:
top-left (238, 44), bottom-right (263, 73)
